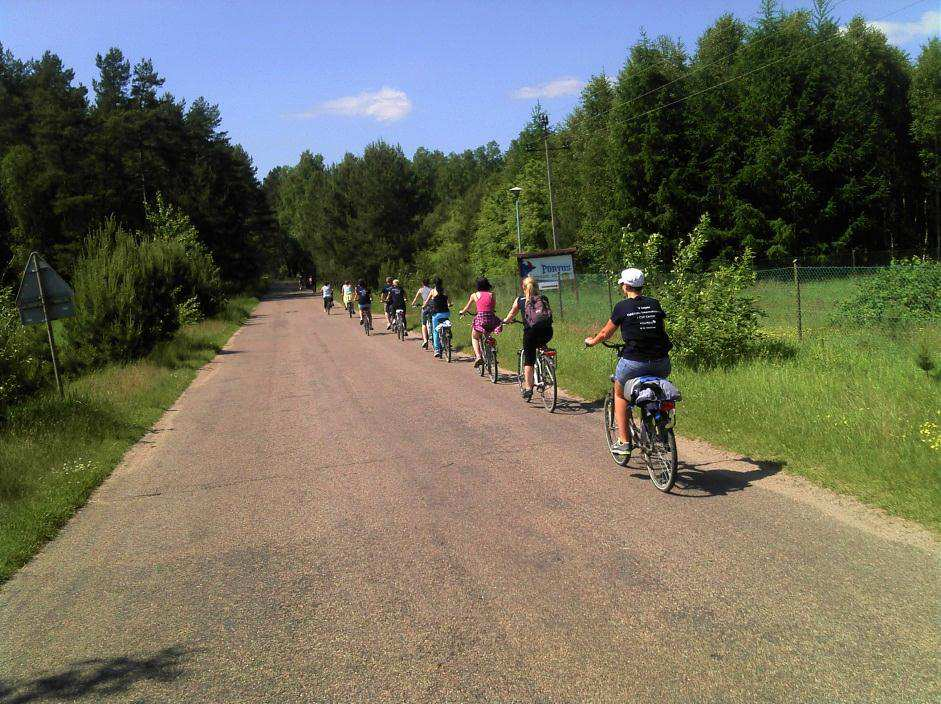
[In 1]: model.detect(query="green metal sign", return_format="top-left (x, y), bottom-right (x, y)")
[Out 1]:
top-left (16, 254), bottom-right (75, 325)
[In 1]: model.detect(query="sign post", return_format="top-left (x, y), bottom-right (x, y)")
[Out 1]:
top-left (16, 253), bottom-right (75, 398)
top-left (516, 247), bottom-right (576, 321)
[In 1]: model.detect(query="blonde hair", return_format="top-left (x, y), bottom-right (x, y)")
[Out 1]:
top-left (522, 276), bottom-right (540, 301)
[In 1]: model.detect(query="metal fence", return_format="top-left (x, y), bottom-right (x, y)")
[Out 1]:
top-left (398, 261), bottom-right (922, 342)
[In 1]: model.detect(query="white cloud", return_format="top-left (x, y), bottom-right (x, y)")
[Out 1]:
top-left (869, 10), bottom-right (939, 45)
top-left (512, 76), bottom-right (584, 100)
top-left (294, 87), bottom-right (412, 122)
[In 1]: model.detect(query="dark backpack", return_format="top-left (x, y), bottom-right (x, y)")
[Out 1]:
top-left (521, 295), bottom-right (552, 327)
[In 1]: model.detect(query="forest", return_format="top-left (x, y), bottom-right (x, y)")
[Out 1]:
top-left (268, 3), bottom-right (940, 286)
top-left (0, 45), bottom-right (294, 290)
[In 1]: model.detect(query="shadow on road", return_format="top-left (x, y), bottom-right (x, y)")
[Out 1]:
top-left (0, 646), bottom-right (197, 703)
top-left (550, 398), bottom-right (604, 416)
top-left (630, 458), bottom-right (783, 497)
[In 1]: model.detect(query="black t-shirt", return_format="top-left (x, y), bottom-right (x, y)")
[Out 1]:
top-left (357, 287), bottom-right (371, 305)
top-left (610, 295), bottom-right (672, 361)
top-left (388, 286), bottom-right (406, 310)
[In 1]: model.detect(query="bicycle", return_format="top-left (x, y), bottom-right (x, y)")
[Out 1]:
top-left (434, 318), bottom-right (453, 362)
top-left (599, 341), bottom-right (678, 492)
top-left (517, 347), bottom-right (558, 412)
top-left (323, 296), bottom-right (334, 314)
top-left (362, 308), bottom-right (373, 336)
top-left (346, 300), bottom-right (354, 318)
top-left (392, 309), bottom-right (407, 341)
top-left (479, 328), bottom-right (499, 383)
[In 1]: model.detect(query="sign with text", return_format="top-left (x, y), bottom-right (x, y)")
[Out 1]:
top-left (517, 249), bottom-right (575, 285)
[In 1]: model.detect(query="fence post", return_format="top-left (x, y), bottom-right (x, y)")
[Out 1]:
top-left (556, 272), bottom-right (563, 320)
top-left (607, 277), bottom-right (612, 310)
top-left (851, 248), bottom-right (856, 269)
top-left (792, 258), bottom-right (802, 342)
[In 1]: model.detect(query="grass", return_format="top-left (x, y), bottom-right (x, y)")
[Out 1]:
top-left (0, 297), bottom-right (257, 583)
top-left (434, 276), bottom-right (940, 531)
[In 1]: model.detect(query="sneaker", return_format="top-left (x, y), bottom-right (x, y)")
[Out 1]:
top-left (473, 358), bottom-right (484, 368)
top-left (358, 319), bottom-right (363, 325)
top-left (421, 341), bottom-right (429, 350)
top-left (521, 388), bottom-right (533, 401)
top-left (386, 323), bottom-right (392, 330)
top-left (610, 440), bottom-right (632, 457)
top-left (434, 351), bottom-right (442, 358)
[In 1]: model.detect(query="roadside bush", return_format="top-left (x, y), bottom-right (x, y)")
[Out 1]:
top-left (837, 259), bottom-right (941, 326)
top-left (622, 215), bottom-right (764, 368)
top-left (0, 287), bottom-right (46, 417)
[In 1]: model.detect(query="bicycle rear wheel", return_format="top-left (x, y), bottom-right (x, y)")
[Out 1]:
top-left (489, 346), bottom-right (498, 383)
top-left (539, 355), bottom-right (557, 412)
top-left (445, 331), bottom-right (452, 363)
top-left (517, 350), bottom-right (525, 394)
top-left (603, 392), bottom-right (629, 467)
top-left (642, 417), bottom-right (677, 492)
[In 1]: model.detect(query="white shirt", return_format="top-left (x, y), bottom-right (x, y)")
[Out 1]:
top-left (322, 285), bottom-right (332, 297)
top-left (418, 285), bottom-right (432, 305)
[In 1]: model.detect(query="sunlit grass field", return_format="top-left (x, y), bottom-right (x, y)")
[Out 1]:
top-left (0, 297), bottom-right (257, 582)
top-left (431, 276), bottom-right (940, 530)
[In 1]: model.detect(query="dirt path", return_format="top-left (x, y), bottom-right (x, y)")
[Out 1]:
top-left (1, 285), bottom-right (937, 703)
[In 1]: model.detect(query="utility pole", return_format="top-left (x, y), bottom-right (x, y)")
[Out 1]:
top-left (538, 112), bottom-right (559, 250)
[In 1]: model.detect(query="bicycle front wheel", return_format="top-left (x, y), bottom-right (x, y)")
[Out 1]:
top-left (539, 356), bottom-right (557, 412)
top-left (642, 417), bottom-right (677, 492)
top-left (603, 392), bottom-right (629, 467)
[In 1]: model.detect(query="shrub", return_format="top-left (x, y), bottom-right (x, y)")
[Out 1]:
top-left (64, 220), bottom-right (180, 367)
top-left (837, 259), bottom-right (941, 326)
top-left (0, 287), bottom-right (46, 417)
top-left (622, 214), bottom-right (764, 368)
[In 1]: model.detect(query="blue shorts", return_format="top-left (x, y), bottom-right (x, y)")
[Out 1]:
top-left (614, 356), bottom-right (671, 386)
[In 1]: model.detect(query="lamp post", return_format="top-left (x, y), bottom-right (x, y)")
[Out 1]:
top-left (509, 186), bottom-right (523, 253)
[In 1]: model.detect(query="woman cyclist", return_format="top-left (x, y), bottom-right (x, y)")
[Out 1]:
top-left (459, 277), bottom-right (501, 368)
top-left (503, 276), bottom-right (553, 401)
top-left (584, 268), bottom-right (672, 457)
top-left (427, 277), bottom-right (450, 358)
top-left (356, 279), bottom-right (373, 328)
top-left (341, 280), bottom-right (355, 314)
top-left (411, 278), bottom-right (433, 349)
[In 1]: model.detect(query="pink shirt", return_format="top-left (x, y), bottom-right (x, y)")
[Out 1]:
top-left (476, 291), bottom-right (495, 313)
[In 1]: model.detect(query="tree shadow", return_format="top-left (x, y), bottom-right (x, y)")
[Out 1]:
top-left (0, 645), bottom-right (198, 703)
top-left (628, 457), bottom-right (783, 497)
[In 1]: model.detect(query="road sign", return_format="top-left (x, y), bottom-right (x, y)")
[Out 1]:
top-left (15, 252), bottom-right (72, 397)
top-left (16, 254), bottom-right (75, 325)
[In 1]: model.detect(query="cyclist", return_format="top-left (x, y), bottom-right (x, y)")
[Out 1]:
top-left (356, 279), bottom-right (373, 328)
top-left (427, 277), bottom-right (451, 358)
top-left (503, 276), bottom-right (553, 401)
top-left (411, 278), bottom-right (433, 349)
top-left (380, 276), bottom-right (394, 329)
top-left (584, 268), bottom-right (672, 457)
top-left (341, 280), bottom-right (355, 313)
top-left (387, 278), bottom-right (408, 335)
top-left (459, 277), bottom-right (500, 368)
top-left (321, 281), bottom-right (334, 312)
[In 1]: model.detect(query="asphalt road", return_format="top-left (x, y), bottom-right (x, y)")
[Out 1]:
top-left (1, 285), bottom-right (937, 703)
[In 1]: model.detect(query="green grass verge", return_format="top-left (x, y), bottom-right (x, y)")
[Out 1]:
top-left (0, 297), bottom-right (257, 583)
top-left (431, 281), bottom-right (940, 531)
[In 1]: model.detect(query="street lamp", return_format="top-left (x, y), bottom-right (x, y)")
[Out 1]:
top-left (509, 186), bottom-right (522, 253)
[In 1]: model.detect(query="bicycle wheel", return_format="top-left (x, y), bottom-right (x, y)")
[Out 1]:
top-left (603, 392), bottom-right (629, 467)
top-left (489, 346), bottom-right (499, 383)
top-left (445, 331), bottom-right (452, 363)
top-left (539, 355), bottom-right (557, 412)
top-left (642, 416), bottom-right (677, 492)
top-left (478, 345), bottom-right (486, 377)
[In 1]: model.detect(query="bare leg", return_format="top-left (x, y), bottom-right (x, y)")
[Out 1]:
top-left (471, 331), bottom-right (482, 360)
top-left (614, 381), bottom-right (630, 444)
top-left (524, 364), bottom-right (535, 391)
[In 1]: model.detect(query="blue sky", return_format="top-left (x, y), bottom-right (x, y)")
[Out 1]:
top-left (2, 0), bottom-right (937, 178)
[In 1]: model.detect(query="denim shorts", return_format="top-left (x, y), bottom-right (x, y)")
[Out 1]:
top-left (614, 356), bottom-right (671, 385)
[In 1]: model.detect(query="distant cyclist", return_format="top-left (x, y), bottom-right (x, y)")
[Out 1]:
top-left (356, 279), bottom-right (373, 327)
top-left (321, 282), bottom-right (333, 312)
top-left (387, 278), bottom-right (408, 335)
top-left (380, 276), bottom-right (394, 330)
top-left (503, 276), bottom-right (553, 401)
top-left (459, 277), bottom-right (500, 368)
top-left (411, 278), bottom-right (433, 349)
top-left (341, 280), bottom-right (355, 313)
top-left (427, 277), bottom-right (450, 358)
top-left (584, 268), bottom-right (672, 457)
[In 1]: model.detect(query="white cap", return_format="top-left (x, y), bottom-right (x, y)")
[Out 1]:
top-left (617, 268), bottom-right (645, 287)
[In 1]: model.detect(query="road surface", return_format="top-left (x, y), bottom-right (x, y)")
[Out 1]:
top-left (1, 284), bottom-right (937, 703)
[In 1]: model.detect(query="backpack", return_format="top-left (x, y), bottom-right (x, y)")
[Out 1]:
top-left (522, 295), bottom-right (552, 327)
